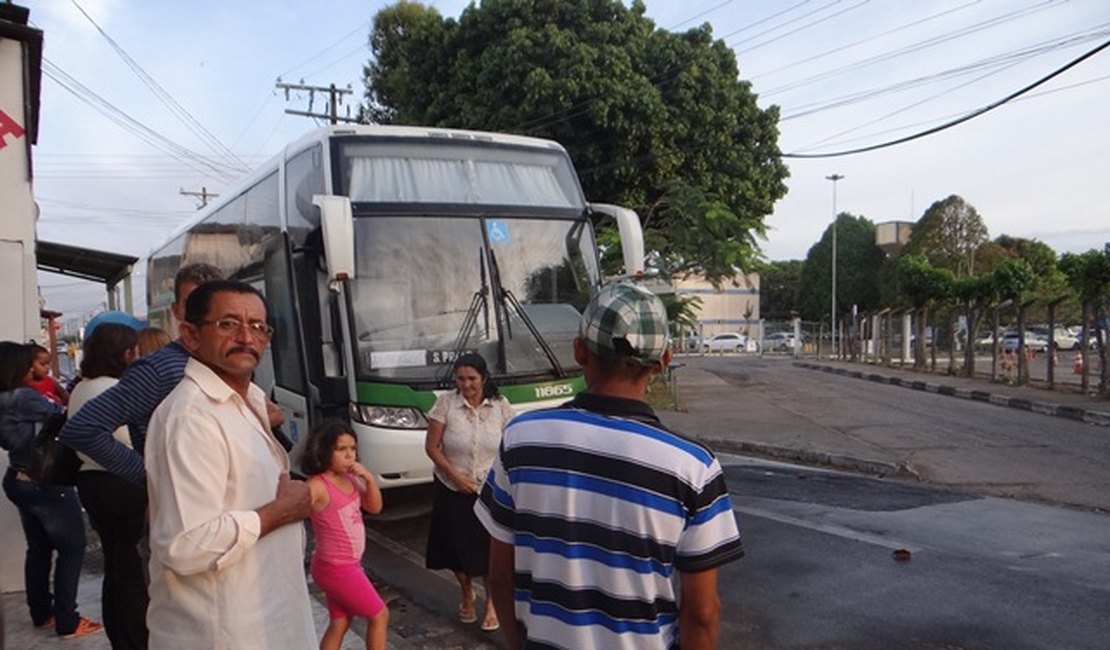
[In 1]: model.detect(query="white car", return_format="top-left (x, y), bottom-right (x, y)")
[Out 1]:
top-left (765, 332), bottom-right (799, 351)
top-left (702, 332), bottom-right (748, 352)
top-left (1000, 331), bottom-right (1049, 353)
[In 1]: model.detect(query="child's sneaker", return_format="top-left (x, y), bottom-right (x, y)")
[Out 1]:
top-left (62, 617), bottom-right (104, 639)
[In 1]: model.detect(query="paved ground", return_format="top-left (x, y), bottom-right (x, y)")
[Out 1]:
top-left (663, 353), bottom-right (1110, 506)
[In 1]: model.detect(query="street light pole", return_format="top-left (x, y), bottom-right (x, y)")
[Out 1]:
top-left (826, 174), bottom-right (844, 358)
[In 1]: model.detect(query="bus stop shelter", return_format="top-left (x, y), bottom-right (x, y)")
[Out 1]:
top-left (36, 239), bottom-right (138, 313)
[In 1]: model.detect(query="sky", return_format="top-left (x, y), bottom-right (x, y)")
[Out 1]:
top-left (22, 0), bottom-right (1110, 325)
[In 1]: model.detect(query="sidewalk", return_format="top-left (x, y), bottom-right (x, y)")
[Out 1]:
top-left (2, 568), bottom-right (367, 650)
top-left (794, 359), bottom-right (1110, 427)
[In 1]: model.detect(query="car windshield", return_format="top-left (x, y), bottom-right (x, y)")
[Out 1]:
top-left (347, 215), bottom-right (599, 383)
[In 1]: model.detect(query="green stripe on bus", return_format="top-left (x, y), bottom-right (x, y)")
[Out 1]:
top-left (354, 376), bottom-right (585, 409)
top-left (355, 382), bottom-right (437, 411)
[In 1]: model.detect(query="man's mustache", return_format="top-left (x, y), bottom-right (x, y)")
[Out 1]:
top-left (227, 346), bottom-right (261, 360)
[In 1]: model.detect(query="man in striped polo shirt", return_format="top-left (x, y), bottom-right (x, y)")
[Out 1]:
top-left (476, 282), bottom-right (744, 650)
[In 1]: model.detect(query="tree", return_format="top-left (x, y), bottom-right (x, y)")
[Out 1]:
top-left (363, 0), bottom-right (789, 283)
top-left (954, 272), bottom-right (997, 376)
top-left (796, 213), bottom-right (885, 323)
top-left (757, 259), bottom-right (803, 321)
top-left (1060, 249), bottom-right (1110, 394)
top-left (659, 292), bottom-right (703, 339)
top-left (902, 195), bottom-right (988, 277)
top-left (894, 254), bottom-right (955, 369)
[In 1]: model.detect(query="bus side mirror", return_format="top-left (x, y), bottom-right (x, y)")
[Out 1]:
top-left (589, 203), bottom-right (644, 278)
top-left (313, 194), bottom-right (356, 280)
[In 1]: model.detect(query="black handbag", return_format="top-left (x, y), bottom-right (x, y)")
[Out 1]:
top-left (28, 413), bottom-right (83, 486)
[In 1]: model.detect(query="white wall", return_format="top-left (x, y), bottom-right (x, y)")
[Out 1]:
top-left (0, 32), bottom-right (38, 592)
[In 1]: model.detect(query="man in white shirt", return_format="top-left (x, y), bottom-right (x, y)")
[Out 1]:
top-left (145, 280), bottom-right (316, 649)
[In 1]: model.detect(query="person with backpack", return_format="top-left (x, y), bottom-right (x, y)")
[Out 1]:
top-left (0, 341), bottom-right (102, 639)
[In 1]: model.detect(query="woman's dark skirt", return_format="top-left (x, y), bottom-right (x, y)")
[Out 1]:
top-left (425, 476), bottom-right (490, 576)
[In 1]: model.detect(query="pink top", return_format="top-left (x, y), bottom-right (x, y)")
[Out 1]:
top-left (309, 473), bottom-right (365, 566)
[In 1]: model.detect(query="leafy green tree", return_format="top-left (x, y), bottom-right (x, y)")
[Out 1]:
top-left (902, 195), bottom-right (988, 277)
top-left (659, 292), bottom-right (703, 339)
top-left (894, 254), bottom-right (955, 368)
top-left (757, 259), bottom-right (803, 321)
top-left (796, 213), bottom-right (885, 323)
top-left (1059, 249), bottom-right (1110, 393)
top-left (954, 272), bottom-right (998, 376)
top-left (362, 0), bottom-right (789, 283)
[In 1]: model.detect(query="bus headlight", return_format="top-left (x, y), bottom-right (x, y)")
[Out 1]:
top-left (350, 404), bottom-right (428, 429)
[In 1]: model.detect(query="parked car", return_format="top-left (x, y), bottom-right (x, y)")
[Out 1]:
top-left (999, 330), bottom-right (1049, 353)
top-left (1048, 327), bottom-right (1079, 351)
top-left (703, 332), bottom-right (748, 353)
top-left (764, 332), bottom-right (799, 352)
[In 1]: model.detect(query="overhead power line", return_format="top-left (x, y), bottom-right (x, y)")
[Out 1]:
top-left (69, 0), bottom-right (249, 173)
top-left (782, 37), bottom-right (1110, 158)
top-left (42, 59), bottom-right (240, 181)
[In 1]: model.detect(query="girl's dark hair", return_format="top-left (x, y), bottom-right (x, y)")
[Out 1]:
top-left (455, 352), bottom-right (500, 400)
top-left (0, 341), bottom-right (34, 392)
top-left (81, 323), bottom-right (139, 380)
top-left (300, 418), bottom-right (356, 476)
top-left (29, 342), bottom-right (49, 357)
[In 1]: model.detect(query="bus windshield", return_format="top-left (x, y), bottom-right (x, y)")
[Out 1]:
top-left (338, 139), bottom-right (585, 209)
top-left (349, 215), bottom-right (599, 383)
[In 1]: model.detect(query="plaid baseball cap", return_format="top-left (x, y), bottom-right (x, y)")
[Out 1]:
top-left (579, 282), bottom-right (669, 367)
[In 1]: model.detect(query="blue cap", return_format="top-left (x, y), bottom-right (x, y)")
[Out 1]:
top-left (84, 311), bottom-right (142, 339)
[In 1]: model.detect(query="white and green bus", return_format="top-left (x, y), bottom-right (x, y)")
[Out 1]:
top-left (147, 124), bottom-right (644, 487)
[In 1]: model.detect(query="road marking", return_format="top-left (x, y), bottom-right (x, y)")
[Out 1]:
top-left (734, 504), bottom-right (921, 553)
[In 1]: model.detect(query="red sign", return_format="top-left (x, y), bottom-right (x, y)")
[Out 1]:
top-left (0, 109), bottom-right (26, 149)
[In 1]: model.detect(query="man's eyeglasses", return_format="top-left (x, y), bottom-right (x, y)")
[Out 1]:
top-left (197, 318), bottom-right (275, 340)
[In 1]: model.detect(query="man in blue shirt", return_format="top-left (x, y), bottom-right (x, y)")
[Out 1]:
top-left (60, 262), bottom-right (221, 650)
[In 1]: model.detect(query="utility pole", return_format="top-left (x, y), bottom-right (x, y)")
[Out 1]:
top-left (826, 174), bottom-right (844, 358)
top-left (276, 78), bottom-right (358, 124)
top-left (179, 186), bottom-right (218, 210)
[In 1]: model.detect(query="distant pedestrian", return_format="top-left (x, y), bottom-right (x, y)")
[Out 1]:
top-left (476, 282), bottom-right (745, 650)
top-left (145, 280), bottom-right (316, 649)
top-left (0, 341), bottom-right (103, 639)
top-left (70, 322), bottom-right (146, 650)
top-left (424, 352), bottom-right (513, 632)
top-left (135, 327), bottom-right (171, 358)
top-left (302, 418), bottom-right (388, 650)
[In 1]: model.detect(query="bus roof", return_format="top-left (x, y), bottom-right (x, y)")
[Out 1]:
top-left (150, 124), bottom-right (574, 257)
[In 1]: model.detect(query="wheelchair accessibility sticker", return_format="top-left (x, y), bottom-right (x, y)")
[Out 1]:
top-left (487, 219), bottom-right (509, 244)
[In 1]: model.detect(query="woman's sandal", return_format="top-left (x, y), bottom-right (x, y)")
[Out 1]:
top-left (481, 616), bottom-right (500, 632)
top-left (457, 601), bottom-right (478, 624)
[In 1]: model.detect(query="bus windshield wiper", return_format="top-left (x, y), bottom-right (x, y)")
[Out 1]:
top-left (487, 248), bottom-right (566, 378)
top-left (438, 249), bottom-right (489, 386)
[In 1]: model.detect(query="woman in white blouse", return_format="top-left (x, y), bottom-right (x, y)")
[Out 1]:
top-left (424, 353), bottom-right (514, 633)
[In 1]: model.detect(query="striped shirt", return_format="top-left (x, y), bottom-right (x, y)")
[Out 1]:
top-left (59, 341), bottom-right (189, 485)
top-left (475, 392), bottom-right (744, 650)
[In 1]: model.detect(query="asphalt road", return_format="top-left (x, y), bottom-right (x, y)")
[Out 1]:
top-left (717, 456), bottom-right (1110, 649)
top-left (663, 355), bottom-right (1110, 511)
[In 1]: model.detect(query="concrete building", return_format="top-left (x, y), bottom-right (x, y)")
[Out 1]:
top-left (0, 1), bottom-right (42, 594)
top-left (0, 3), bottom-right (41, 344)
top-left (651, 272), bottom-right (761, 343)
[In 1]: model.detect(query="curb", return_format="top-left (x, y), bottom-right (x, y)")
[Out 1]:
top-left (702, 436), bottom-right (919, 480)
top-left (794, 362), bottom-right (1110, 427)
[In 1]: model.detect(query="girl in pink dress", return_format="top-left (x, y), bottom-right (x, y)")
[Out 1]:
top-left (303, 419), bottom-right (387, 650)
